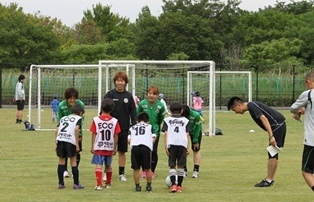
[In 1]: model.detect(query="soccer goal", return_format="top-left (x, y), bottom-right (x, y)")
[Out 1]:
top-left (187, 70), bottom-right (252, 135)
top-left (28, 64), bottom-right (130, 130)
top-left (99, 60), bottom-right (216, 134)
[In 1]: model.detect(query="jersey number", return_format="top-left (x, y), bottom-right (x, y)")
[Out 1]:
top-left (134, 126), bottom-right (146, 135)
top-left (100, 129), bottom-right (111, 141)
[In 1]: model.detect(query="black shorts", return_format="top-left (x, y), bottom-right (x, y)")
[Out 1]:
top-left (302, 145), bottom-right (314, 174)
top-left (16, 100), bottom-right (25, 110)
top-left (118, 130), bottom-right (128, 153)
top-left (168, 145), bottom-right (187, 168)
top-left (131, 145), bottom-right (152, 170)
top-left (56, 141), bottom-right (77, 158)
top-left (273, 122), bottom-right (287, 147)
top-left (190, 132), bottom-right (202, 151)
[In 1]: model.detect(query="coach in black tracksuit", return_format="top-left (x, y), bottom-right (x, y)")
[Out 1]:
top-left (104, 71), bottom-right (137, 181)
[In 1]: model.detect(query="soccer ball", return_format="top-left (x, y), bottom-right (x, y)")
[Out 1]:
top-left (165, 175), bottom-right (178, 188)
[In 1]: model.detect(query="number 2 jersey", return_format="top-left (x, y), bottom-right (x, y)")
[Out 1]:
top-left (56, 114), bottom-right (82, 146)
top-left (128, 122), bottom-right (156, 151)
top-left (162, 115), bottom-right (191, 148)
top-left (90, 114), bottom-right (121, 156)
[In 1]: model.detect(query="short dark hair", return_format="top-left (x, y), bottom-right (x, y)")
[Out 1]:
top-left (101, 98), bottom-right (115, 113)
top-left (64, 88), bottom-right (79, 99)
top-left (227, 96), bottom-right (243, 111)
top-left (137, 112), bottom-right (149, 123)
top-left (18, 74), bottom-right (25, 81)
top-left (71, 104), bottom-right (85, 115)
top-left (170, 102), bottom-right (182, 114)
top-left (181, 104), bottom-right (190, 118)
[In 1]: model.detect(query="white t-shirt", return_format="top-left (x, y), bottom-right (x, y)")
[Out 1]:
top-left (162, 116), bottom-right (190, 148)
top-left (128, 122), bottom-right (156, 151)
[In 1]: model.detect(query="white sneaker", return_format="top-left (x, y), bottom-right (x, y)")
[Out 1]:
top-left (94, 185), bottom-right (103, 190)
top-left (119, 174), bottom-right (127, 181)
top-left (192, 171), bottom-right (199, 178)
top-left (103, 174), bottom-right (107, 182)
top-left (63, 171), bottom-right (69, 178)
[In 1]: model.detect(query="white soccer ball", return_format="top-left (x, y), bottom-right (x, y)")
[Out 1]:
top-left (165, 175), bottom-right (178, 188)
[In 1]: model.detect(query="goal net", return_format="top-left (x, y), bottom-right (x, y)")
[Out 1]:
top-left (187, 70), bottom-right (252, 135)
top-left (28, 61), bottom-right (216, 131)
top-left (99, 60), bottom-right (216, 134)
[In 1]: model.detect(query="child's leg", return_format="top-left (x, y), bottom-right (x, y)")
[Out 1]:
top-left (105, 165), bottom-right (112, 185)
top-left (57, 157), bottom-right (66, 185)
top-left (169, 168), bottom-right (177, 185)
top-left (133, 169), bottom-right (140, 184)
top-left (70, 156), bottom-right (79, 185)
top-left (95, 165), bottom-right (102, 186)
top-left (177, 166), bottom-right (185, 186)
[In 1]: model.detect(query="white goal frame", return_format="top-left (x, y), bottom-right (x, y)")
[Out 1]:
top-left (187, 70), bottom-right (252, 135)
top-left (99, 60), bottom-right (216, 134)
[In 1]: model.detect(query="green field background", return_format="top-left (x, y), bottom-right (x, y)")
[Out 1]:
top-left (0, 107), bottom-right (313, 202)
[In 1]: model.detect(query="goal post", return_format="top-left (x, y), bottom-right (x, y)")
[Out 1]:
top-left (99, 60), bottom-right (216, 135)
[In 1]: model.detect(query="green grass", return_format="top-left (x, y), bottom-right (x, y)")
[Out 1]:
top-left (0, 108), bottom-right (313, 202)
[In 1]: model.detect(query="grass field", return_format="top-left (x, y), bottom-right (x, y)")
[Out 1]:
top-left (0, 107), bottom-right (313, 202)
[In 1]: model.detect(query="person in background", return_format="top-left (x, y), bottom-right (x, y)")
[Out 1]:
top-left (104, 71), bottom-right (137, 181)
top-left (137, 86), bottom-right (166, 178)
top-left (58, 87), bottom-right (85, 178)
top-left (134, 93), bottom-right (140, 108)
top-left (51, 94), bottom-right (60, 123)
top-left (14, 74), bottom-right (26, 124)
top-left (55, 104), bottom-right (85, 189)
top-left (290, 71), bottom-right (314, 192)
top-left (227, 96), bottom-right (286, 188)
top-left (192, 92), bottom-right (204, 117)
top-left (128, 112), bottom-right (156, 192)
top-left (90, 98), bottom-right (120, 190)
top-left (159, 93), bottom-right (170, 115)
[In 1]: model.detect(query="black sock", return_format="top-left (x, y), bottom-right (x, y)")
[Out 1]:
top-left (119, 167), bottom-right (124, 175)
top-left (146, 182), bottom-right (151, 188)
top-left (193, 165), bottom-right (200, 172)
top-left (311, 186), bottom-right (314, 192)
top-left (135, 183), bottom-right (140, 188)
top-left (72, 166), bottom-right (79, 185)
top-left (57, 164), bottom-right (66, 185)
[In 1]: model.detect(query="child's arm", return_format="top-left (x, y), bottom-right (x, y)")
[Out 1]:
top-left (75, 125), bottom-right (80, 152)
top-left (91, 133), bottom-right (96, 154)
top-left (186, 132), bottom-right (191, 155)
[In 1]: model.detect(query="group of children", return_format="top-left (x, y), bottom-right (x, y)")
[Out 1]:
top-left (54, 71), bottom-right (205, 193)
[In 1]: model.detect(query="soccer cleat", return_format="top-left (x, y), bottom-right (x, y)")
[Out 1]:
top-left (119, 174), bottom-right (127, 181)
top-left (142, 171), bottom-right (146, 178)
top-left (103, 174), bottom-right (107, 182)
top-left (192, 171), bottom-right (199, 178)
top-left (73, 184), bottom-right (84, 189)
top-left (169, 185), bottom-right (177, 193)
top-left (94, 185), bottom-right (103, 190)
top-left (176, 186), bottom-right (183, 193)
top-left (146, 186), bottom-right (152, 193)
top-left (135, 186), bottom-right (141, 192)
top-left (105, 184), bottom-right (112, 189)
top-left (63, 171), bottom-right (69, 178)
top-left (254, 179), bottom-right (274, 187)
top-left (58, 184), bottom-right (66, 189)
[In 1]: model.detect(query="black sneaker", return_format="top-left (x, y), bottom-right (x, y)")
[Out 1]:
top-left (135, 186), bottom-right (141, 192)
top-left (146, 186), bottom-right (152, 193)
top-left (255, 179), bottom-right (274, 187)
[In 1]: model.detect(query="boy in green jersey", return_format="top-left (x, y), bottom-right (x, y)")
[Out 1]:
top-left (182, 104), bottom-right (202, 178)
top-left (137, 86), bottom-right (166, 178)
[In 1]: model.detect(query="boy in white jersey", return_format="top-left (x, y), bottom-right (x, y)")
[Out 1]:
top-left (55, 104), bottom-right (85, 189)
top-left (162, 102), bottom-right (191, 193)
top-left (90, 98), bottom-right (121, 190)
top-left (128, 112), bottom-right (156, 192)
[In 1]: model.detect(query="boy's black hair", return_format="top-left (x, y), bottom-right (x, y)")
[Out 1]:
top-left (137, 112), bottom-right (150, 122)
top-left (18, 74), bottom-right (25, 81)
top-left (170, 102), bottom-right (182, 114)
top-left (227, 96), bottom-right (243, 111)
top-left (195, 91), bottom-right (200, 96)
top-left (71, 104), bottom-right (85, 115)
top-left (101, 98), bottom-right (115, 113)
top-left (181, 104), bottom-right (190, 118)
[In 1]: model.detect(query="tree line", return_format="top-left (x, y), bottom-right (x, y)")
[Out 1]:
top-left (1, 0), bottom-right (314, 75)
